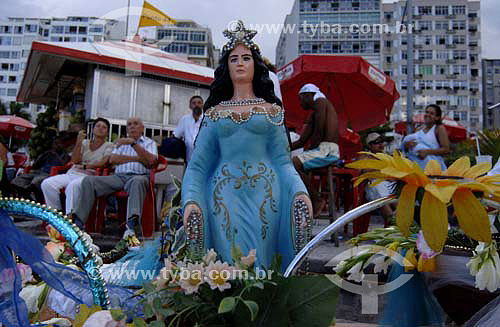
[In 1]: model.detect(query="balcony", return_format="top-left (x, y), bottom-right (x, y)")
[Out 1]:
top-left (414, 44), bottom-right (423, 49)
top-left (446, 29), bottom-right (457, 35)
top-left (415, 89), bottom-right (423, 94)
top-left (446, 14), bottom-right (457, 19)
top-left (446, 59), bottom-right (457, 64)
top-left (446, 44), bottom-right (457, 49)
top-left (415, 74), bottom-right (423, 79)
top-left (469, 42), bottom-right (478, 48)
top-left (413, 14), bottom-right (422, 20)
top-left (414, 59), bottom-right (423, 64)
top-left (469, 26), bottom-right (478, 33)
top-left (446, 89), bottom-right (457, 94)
top-left (446, 74), bottom-right (458, 79)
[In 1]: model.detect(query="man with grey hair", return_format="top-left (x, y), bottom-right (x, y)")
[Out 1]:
top-left (72, 117), bottom-right (158, 239)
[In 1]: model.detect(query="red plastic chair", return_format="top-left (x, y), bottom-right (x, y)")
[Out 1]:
top-left (7, 152), bottom-right (29, 177)
top-left (87, 155), bottom-right (168, 238)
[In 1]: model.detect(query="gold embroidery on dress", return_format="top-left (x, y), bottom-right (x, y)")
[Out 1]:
top-left (205, 104), bottom-right (284, 126)
top-left (213, 161), bottom-right (277, 240)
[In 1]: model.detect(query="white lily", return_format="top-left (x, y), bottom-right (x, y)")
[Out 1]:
top-left (468, 241), bottom-right (500, 292)
top-left (203, 248), bottom-right (217, 265)
top-left (372, 255), bottom-right (391, 274)
top-left (346, 261), bottom-right (365, 283)
top-left (19, 284), bottom-right (46, 313)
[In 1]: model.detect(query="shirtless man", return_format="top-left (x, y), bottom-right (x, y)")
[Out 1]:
top-left (291, 83), bottom-right (339, 217)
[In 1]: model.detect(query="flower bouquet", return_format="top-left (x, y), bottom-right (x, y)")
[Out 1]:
top-left (82, 246), bottom-right (339, 327)
top-left (340, 152), bottom-right (500, 324)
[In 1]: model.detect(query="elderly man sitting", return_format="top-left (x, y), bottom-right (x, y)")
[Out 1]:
top-left (71, 117), bottom-right (158, 239)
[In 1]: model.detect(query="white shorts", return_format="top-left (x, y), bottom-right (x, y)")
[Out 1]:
top-left (296, 142), bottom-right (340, 170)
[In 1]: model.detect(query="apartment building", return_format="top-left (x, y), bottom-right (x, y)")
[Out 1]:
top-left (482, 59), bottom-right (500, 130)
top-left (382, 0), bottom-right (481, 132)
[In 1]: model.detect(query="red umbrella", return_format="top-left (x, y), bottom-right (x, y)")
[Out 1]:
top-left (0, 115), bottom-right (35, 146)
top-left (278, 55), bottom-right (400, 133)
top-left (394, 114), bottom-right (467, 143)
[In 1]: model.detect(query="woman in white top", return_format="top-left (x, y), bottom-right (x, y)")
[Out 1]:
top-left (403, 104), bottom-right (450, 170)
top-left (41, 118), bottom-right (114, 214)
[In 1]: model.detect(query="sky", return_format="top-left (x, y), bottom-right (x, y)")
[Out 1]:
top-left (2, 0), bottom-right (499, 63)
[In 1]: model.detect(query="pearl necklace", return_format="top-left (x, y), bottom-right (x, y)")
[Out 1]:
top-left (219, 97), bottom-right (266, 107)
top-left (206, 104), bottom-right (284, 126)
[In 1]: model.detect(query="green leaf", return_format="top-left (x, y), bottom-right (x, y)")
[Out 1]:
top-left (110, 309), bottom-right (125, 321)
top-left (149, 321), bottom-right (166, 327)
top-left (143, 282), bottom-right (155, 294)
top-left (218, 296), bottom-right (236, 314)
top-left (144, 302), bottom-right (154, 319)
top-left (243, 300), bottom-right (259, 321)
top-left (287, 275), bottom-right (340, 327)
top-left (251, 282), bottom-right (264, 290)
top-left (133, 317), bottom-right (148, 327)
top-left (159, 307), bottom-right (176, 317)
top-left (153, 297), bottom-right (162, 312)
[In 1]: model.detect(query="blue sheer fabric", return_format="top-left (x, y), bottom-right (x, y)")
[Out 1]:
top-left (0, 209), bottom-right (138, 326)
top-left (182, 108), bottom-right (308, 270)
top-left (380, 259), bottom-right (444, 327)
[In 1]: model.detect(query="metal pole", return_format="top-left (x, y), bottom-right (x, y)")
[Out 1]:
top-left (406, 0), bottom-right (414, 133)
top-left (125, 0), bottom-right (131, 38)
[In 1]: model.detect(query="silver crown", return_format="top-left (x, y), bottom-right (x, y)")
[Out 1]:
top-left (222, 20), bottom-right (260, 54)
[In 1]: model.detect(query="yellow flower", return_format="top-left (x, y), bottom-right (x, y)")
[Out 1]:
top-left (348, 153), bottom-right (496, 252)
top-left (404, 248), bottom-right (418, 272)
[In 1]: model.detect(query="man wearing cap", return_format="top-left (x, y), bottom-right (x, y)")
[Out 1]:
top-left (291, 83), bottom-right (339, 217)
top-left (361, 132), bottom-right (394, 219)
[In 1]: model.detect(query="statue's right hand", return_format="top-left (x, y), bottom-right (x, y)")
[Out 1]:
top-left (184, 203), bottom-right (202, 227)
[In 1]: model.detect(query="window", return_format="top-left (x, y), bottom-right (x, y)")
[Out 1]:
top-left (1, 64), bottom-right (8, 71)
top-left (384, 70), bottom-right (392, 77)
top-left (10, 51), bottom-right (19, 59)
top-left (436, 35), bottom-right (447, 45)
top-left (452, 5), bottom-right (466, 15)
top-left (436, 50), bottom-right (449, 60)
top-left (386, 56), bottom-right (392, 64)
top-left (12, 37), bottom-right (22, 46)
top-left (418, 21), bottom-right (432, 31)
top-left (452, 65), bottom-right (467, 75)
top-left (458, 111), bottom-right (468, 121)
top-left (453, 50), bottom-right (467, 60)
top-left (401, 66), bottom-right (407, 75)
top-left (436, 65), bottom-right (448, 75)
top-left (452, 20), bottom-right (466, 30)
top-left (452, 35), bottom-right (465, 44)
top-left (190, 31), bottom-right (206, 42)
top-left (165, 42), bottom-right (188, 53)
top-left (0, 89), bottom-right (5, 96)
top-left (419, 65), bottom-right (433, 75)
top-left (89, 25), bottom-right (103, 33)
top-left (0, 51), bottom-right (9, 59)
top-left (51, 26), bottom-right (64, 34)
top-left (189, 45), bottom-right (205, 56)
top-left (24, 24), bottom-right (37, 33)
top-left (0, 26), bottom-right (12, 33)
top-left (385, 40), bottom-right (392, 48)
top-left (401, 51), bottom-right (407, 60)
top-left (0, 76), bottom-right (3, 83)
top-left (0, 37), bottom-right (12, 45)
top-left (435, 80), bottom-right (450, 90)
top-left (158, 29), bottom-right (172, 39)
top-left (22, 50), bottom-right (29, 57)
top-left (418, 6), bottom-right (432, 15)
top-left (9, 64), bottom-right (19, 71)
top-left (7, 88), bottom-right (16, 96)
top-left (14, 26), bottom-right (23, 34)
top-left (418, 50), bottom-right (432, 60)
top-left (173, 30), bottom-right (188, 41)
top-left (8, 76), bottom-right (16, 83)
top-left (435, 21), bottom-right (449, 30)
top-left (423, 35), bottom-right (432, 45)
top-left (435, 6), bottom-right (449, 15)
top-left (470, 98), bottom-right (478, 108)
top-left (401, 79), bottom-right (407, 90)
top-left (93, 35), bottom-right (102, 42)
top-left (421, 80), bottom-right (433, 90)
top-left (78, 26), bottom-right (87, 34)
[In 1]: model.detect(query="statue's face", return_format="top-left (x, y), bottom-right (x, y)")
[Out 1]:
top-left (228, 44), bottom-right (254, 84)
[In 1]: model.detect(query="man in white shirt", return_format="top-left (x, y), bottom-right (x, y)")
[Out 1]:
top-left (72, 117), bottom-right (158, 238)
top-left (174, 95), bottom-right (204, 162)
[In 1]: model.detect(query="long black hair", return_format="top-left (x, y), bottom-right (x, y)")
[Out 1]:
top-left (203, 47), bottom-right (282, 111)
top-left (426, 104), bottom-right (442, 125)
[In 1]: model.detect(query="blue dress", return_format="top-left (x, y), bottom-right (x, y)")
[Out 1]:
top-left (181, 105), bottom-right (310, 270)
